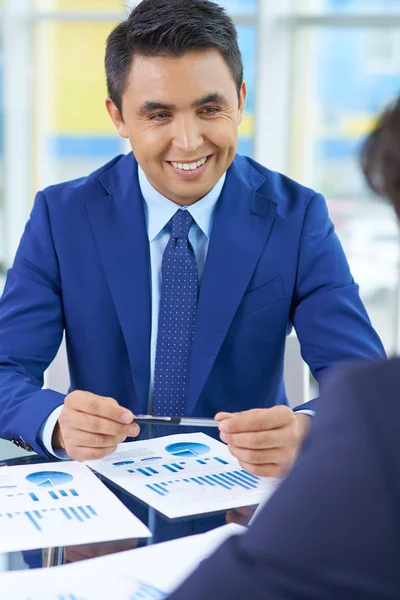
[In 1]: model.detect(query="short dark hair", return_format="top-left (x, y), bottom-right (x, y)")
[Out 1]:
top-left (105, 0), bottom-right (243, 114)
top-left (362, 97), bottom-right (400, 219)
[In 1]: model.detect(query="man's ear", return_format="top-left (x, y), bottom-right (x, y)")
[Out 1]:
top-left (237, 81), bottom-right (247, 126)
top-left (105, 98), bottom-right (129, 138)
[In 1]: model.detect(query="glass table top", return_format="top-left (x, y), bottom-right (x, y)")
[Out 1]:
top-left (0, 425), bottom-right (253, 571)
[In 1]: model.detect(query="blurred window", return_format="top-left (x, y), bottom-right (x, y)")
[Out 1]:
top-left (290, 0), bottom-right (400, 351)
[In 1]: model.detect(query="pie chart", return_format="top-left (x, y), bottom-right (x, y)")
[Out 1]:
top-left (25, 471), bottom-right (73, 488)
top-left (165, 442), bottom-right (210, 458)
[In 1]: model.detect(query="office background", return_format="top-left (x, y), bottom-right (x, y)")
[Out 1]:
top-left (0, 0), bottom-right (398, 352)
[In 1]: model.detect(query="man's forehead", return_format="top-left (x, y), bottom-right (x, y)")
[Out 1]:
top-left (128, 50), bottom-right (234, 86)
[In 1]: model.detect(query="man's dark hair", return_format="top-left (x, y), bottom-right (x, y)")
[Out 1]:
top-left (362, 97), bottom-right (400, 219)
top-left (105, 0), bottom-right (243, 114)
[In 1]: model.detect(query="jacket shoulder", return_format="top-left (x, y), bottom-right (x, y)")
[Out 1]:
top-left (234, 154), bottom-right (320, 215)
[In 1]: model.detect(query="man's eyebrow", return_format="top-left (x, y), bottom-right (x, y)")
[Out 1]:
top-left (191, 93), bottom-right (229, 107)
top-left (137, 101), bottom-right (176, 115)
top-left (137, 93), bottom-right (229, 115)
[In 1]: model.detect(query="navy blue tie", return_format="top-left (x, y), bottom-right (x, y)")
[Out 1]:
top-left (153, 209), bottom-right (198, 417)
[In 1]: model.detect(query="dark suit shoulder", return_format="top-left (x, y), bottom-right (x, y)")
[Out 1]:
top-left (324, 357), bottom-right (400, 496)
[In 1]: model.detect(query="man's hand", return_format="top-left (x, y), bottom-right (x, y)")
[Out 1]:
top-left (53, 390), bottom-right (139, 462)
top-left (225, 505), bottom-right (257, 527)
top-left (216, 407), bottom-right (311, 478)
top-left (64, 537), bottom-right (139, 563)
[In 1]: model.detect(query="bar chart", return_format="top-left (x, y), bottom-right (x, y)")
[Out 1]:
top-left (146, 469), bottom-right (260, 497)
top-left (122, 456), bottom-right (230, 478)
top-left (88, 433), bottom-right (278, 519)
top-left (0, 504), bottom-right (99, 533)
top-left (0, 462), bottom-right (150, 553)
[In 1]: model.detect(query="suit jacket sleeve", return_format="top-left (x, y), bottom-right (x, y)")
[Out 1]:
top-left (292, 193), bottom-right (385, 396)
top-left (167, 362), bottom-right (399, 600)
top-left (0, 191), bottom-right (66, 455)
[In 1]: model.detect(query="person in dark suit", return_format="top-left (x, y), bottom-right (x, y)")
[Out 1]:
top-left (0, 0), bottom-right (384, 474)
top-left (167, 100), bottom-right (400, 599)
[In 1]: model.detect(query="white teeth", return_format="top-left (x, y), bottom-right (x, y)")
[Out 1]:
top-left (171, 157), bottom-right (208, 171)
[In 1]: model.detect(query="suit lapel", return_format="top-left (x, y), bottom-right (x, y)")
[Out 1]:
top-left (86, 155), bottom-right (151, 413)
top-left (187, 159), bottom-right (277, 414)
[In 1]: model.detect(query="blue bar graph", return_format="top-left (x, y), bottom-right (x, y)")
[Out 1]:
top-left (145, 469), bottom-right (261, 497)
top-left (138, 468), bottom-right (152, 477)
top-left (58, 595), bottom-right (90, 600)
top-left (69, 507), bottom-right (83, 522)
top-left (25, 511), bottom-right (42, 532)
top-left (147, 484), bottom-right (165, 497)
top-left (163, 464), bottom-right (178, 473)
top-left (131, 582), bottom-right (167, 599)
top-left (78, 506), bottom-right (91, 519)
top-left (171, 463), bottom-right (183, 471)
top-left (61, 508), bottom-right (72, 521)
top-left (214, 456), bottom-right (229, 465)
top-left (0, 504), bottom-right (99, 532)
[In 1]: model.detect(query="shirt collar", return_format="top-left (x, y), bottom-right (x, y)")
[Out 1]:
top-left (138, 166), bottom-right (226, 241)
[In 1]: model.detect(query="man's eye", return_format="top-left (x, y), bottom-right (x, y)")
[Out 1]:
top-left (201, 107), bottom-right (220, 115)
top-left (149, 113), bottom-right (170, 121)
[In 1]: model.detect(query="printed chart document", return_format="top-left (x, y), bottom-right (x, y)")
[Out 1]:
top-left (0, 523), bottom-right (244, 600)
top-left (0, 461), bottom-right (150, 553)
top-left (0, 568), bottom-right (166, 600)
top-left (87, 433), bottom-right (278, 518)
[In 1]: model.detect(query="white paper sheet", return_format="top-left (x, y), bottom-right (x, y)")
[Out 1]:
top-left (0, 461), bottom-right (150, 553)
top-left (0, 567), bottom-right (166, 600)
top-left (111, 522), bottom-right (246, 592)
top-left (87, 433), bottom-right (278, 518)
top-left (0, 523), bottom-right (244, 599)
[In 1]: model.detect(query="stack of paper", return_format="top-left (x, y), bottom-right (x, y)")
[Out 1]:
top-left (87, 433), bottom-right (278, 518)
top-left (0, 462), bottom-right (150, 553)
top-left (0, 523), bottom-right (245, 599)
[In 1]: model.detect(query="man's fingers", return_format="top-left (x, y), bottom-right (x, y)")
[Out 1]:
top-left (220, 427), bottom-right (294, 450)
top-left (218, 406), bottom-right (293, 434)
top-left (65, 412), bottom-right (135, 438)
top-left (64, 431), bottom-right (126, 449)
top-left (228, 444), bottom-right (295, 466)
top-left (68, 445), bottom-right (118, 462)
top-left (237, 459), bottom-right (283, 478)
top-left (215, 412), bottom-right (238, 421)
top-left (66, 391), bottom-right (134, 424)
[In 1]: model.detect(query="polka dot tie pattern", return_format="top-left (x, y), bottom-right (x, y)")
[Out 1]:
top-left (153, 209), bottom-right (198, 418)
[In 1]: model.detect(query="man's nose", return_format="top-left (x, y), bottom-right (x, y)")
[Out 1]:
top-left (172, 115), bottom-right (203, 154)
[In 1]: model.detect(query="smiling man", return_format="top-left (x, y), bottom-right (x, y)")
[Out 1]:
top-left (0, 0), bottom-right (384, 477)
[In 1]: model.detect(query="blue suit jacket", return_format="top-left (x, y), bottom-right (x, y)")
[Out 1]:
top-left (0, 153), bottom-right (385, 455)
top-left (167, 357), bottom-right (400, 600)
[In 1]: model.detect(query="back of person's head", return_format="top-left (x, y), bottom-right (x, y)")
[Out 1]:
top-left (105, 0), bottom-right (243, 114)
top-left (362, 97), bottom-right (400, 219)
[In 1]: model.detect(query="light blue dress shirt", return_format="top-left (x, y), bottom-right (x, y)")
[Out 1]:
top-left (40, 166), bottom-right (313, 457)
top-left (139, 167), bottom-right (226, 412)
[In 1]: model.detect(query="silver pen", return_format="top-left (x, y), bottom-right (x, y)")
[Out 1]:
top-left (134, 415), bottom-right (219, 427)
